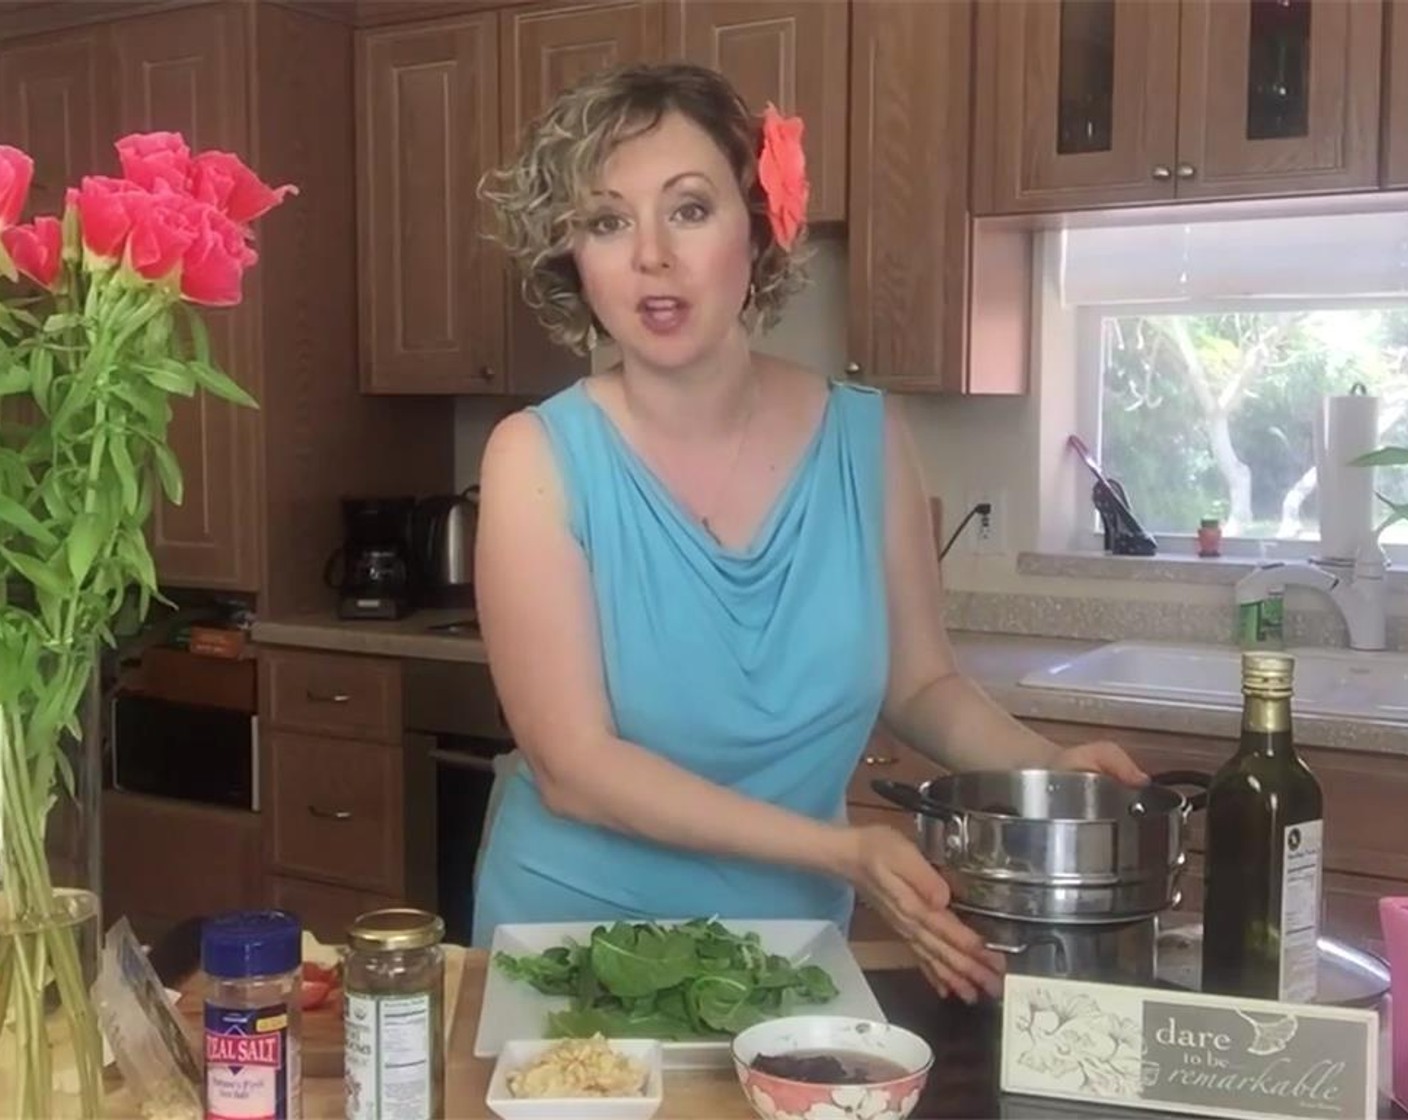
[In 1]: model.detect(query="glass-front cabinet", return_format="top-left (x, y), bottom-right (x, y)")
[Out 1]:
top-left (973, 0), bottom-right (1384, 214)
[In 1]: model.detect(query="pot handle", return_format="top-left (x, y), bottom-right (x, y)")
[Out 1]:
top-left (983, 936), bottom-right (1071, 977)
top-left (870, 779), bottom-right (957, 819)
top-left (1149, 769), bottom-right (1212, 813)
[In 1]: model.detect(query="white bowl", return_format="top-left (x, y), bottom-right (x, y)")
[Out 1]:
top-left (484, 1038), bottom-right (664, 1120)
top-left (731, 1016), bottom-right (933, 1120)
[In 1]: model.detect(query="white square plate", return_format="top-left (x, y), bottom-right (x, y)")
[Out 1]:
top-left (473, 919), bottom-right (887, 1070)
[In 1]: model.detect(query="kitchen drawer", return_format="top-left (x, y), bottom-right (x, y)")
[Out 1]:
top-left (268, 875), bottom-right (399, 945)
top-left (266, 731), bottom-right (404, 893)
top-left (846, 730), bottom-right (940, 811)
top-left (262, 648), bottom-right (401, 741)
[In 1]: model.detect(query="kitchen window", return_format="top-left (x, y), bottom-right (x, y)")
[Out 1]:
top-left (1060, 212), bottom-right (1408, 560)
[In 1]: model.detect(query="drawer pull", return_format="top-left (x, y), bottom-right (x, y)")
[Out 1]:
top-left (864, 754), bottom-right (897, 766)
top-left (308, 805), bottom-right (353, 821)
top-left (306, 689), bottom-right (351, 704)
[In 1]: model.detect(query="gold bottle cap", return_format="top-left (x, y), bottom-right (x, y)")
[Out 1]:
top-left (347, 908), bottom-right (445, 953)
top-left (1241, 650), bottom-right (1294, 697)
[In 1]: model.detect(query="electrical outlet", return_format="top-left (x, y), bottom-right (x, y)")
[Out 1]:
top-left (965, 490), bottom-right (1005, 556)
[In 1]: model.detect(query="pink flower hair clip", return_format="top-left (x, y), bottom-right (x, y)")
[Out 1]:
top-left (758, 102), bottom-right (808, 251)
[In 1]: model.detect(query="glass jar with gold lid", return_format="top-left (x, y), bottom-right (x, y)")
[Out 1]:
top-left (344, 909), bottom-right (446, 1120)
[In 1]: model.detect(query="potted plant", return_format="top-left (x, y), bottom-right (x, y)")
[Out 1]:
top-left (1353, 446), bottom-right (1408, 540)
top-left (0, 131), bottom-right (292, 1118)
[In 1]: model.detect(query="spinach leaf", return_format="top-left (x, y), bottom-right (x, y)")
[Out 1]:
top-left (495, 919), bottom-right (840, 1041)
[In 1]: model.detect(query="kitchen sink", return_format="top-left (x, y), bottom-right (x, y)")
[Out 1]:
top-left (1019, 641), bottom-right (1408, 721)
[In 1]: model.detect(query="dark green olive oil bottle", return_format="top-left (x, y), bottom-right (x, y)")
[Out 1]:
top-left (1202, 651), bottom-right (1324, 1001)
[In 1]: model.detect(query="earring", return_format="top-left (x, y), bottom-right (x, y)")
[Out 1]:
top-left (742, 281), bottom-right (757, 312)
top-left (585, 321), bottom-right (599, 351)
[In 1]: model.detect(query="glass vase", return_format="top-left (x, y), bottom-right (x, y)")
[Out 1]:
top-left (0, 668), bottom-right (104, 1120)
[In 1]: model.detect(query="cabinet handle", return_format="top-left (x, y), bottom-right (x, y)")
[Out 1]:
top-left (479, 366), bottom-right (496, 382)
top-left (844, 361), bottom-right (862, 379)
top-left (1176, 163), bottom-right (1196, 180)
top-left (308, 805), bottom-right (353, 821)
top-left (305, 689), bottom-right (350, 704)
top-left (864, 754), bottom-right (897, 766)
top-left (1151, 165), bottom-right (1173, 181)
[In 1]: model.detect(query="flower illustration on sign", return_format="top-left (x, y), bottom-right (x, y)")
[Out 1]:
top-left (1009, 986), bottom-right (1144, 1100)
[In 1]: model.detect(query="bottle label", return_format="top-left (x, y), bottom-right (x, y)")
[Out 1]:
top-left (345, 992), bottom-right (432, 1120)
top-left (1278, 818), bottom-right (1324, 1002)
top-left (205, 1000), bottom-right (300, 1120)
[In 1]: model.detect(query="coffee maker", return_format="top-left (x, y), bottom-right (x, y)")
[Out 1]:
top-left (324, 497), bottom-right (416, 619)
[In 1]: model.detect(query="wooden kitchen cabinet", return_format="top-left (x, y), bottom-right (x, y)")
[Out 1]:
top-left (972, 0), bottom-right (1181, 214)
top-left (357, 1), bottom-right (661, 398)
top-left (848, 0), bottom-right (1030, 393)
top-left (112, 5), bottom-right (263, 592)
top-left (102, 790), bottom-right (263, 946)
top-left (357, 15), bottom-right (504, 394)
top-left (101, 2), bottom-right (455, 603)
top-left (0, 27), bottom-right (109, 218)
top-left (974, 0), bottom-right (1383, 214)
top-left (665, 0), bottom-right (849, 222)
top-left (1385, 0), bottom-right (1408, 188)
top-left (1176, 0), bottom-right (1382, 200)
top-left (498, 0), bottom-right (664, 398)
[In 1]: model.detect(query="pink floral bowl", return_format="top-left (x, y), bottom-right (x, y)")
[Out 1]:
top-left (730, 1016), bottom-right (933, 1120)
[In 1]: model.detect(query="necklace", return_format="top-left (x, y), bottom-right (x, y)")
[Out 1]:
top-left (627, 374), bottom-right (761, 545)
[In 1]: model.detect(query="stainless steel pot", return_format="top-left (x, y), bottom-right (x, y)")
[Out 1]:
top-left (873, 769), bottom-right (1210, 923)
top-left (961, 908), bottom-right (1157, 986)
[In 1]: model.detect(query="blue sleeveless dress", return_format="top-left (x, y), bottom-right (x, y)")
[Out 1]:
top-left (470, 377), bottom-right (890, 947)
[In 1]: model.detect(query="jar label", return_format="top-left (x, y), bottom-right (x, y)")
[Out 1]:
top-left (1278, 818), bottom-right (1324, 1002)
top-left (345, 992), bottom-right (432, 1120)
top-left (205, 1001), bottom-right (300, 1120)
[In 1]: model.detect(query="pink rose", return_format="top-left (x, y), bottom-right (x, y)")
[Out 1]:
top-left (0, 146), bottom-right (35, 230)
top-left (1, 216), bottom-right (63, 289)
top-left (124, 192), bottom-right (198, 282)
top-left (69, 176), bottom-right (146, 263)
top-left (757, 103), bottom-right (808, 251)
top-left (115, 131), bottom-right (192, 193)
top-left (189, 150), bottom-right (297, 225)
top-left (180, 204), bottom-right (257, 306)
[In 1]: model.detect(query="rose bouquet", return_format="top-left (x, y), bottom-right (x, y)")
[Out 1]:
top-left (0, 131), bottom-right (292, 1118)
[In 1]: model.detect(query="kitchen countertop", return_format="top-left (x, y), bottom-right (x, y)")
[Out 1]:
top-left (252, 612), bottom-right (1408, 756)
top-left (116, 936), bottom-right (1402, 1120)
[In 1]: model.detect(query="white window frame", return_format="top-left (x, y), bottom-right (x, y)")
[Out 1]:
top-left (1073, 296), bottom-right (1408, 565)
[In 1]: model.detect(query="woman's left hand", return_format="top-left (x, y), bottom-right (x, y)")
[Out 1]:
top-left (1051, 740), bottom-right (1148, 787)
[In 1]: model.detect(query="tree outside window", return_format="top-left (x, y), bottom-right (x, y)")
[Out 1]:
top-left (1094, 307), bottom-right (1408, 544)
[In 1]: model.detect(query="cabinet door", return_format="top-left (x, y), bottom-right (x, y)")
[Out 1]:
top-left (0, 28), bottom-right (109, 218)
top-left (356, 15), bottom-right (505, 394)
top-left (972, 0), bottom-right (1181, 214)
top-left (849, 0), bottom-right (1027, 394)
top-left (665, 0), bottom-right (848, 222)
top-left (0, 28), bottom-right (110, 437)
top-left (1385, 0), bottom-right (1408, 188)
top-left (111, 4), bottom-right (262, 591)
top-left (1175, 0), bottom-right (1382, 199)
top-left (498, 1), bottom-right (663, 398)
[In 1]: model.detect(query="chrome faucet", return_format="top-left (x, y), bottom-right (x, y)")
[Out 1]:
top-left (1234, 544), bottom-right (1388, 652)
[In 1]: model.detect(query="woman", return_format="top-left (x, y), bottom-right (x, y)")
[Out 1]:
top-left (472, 63), bottom-right (1144, 1002)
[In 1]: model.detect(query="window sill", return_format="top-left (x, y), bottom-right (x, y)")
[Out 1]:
top-left (1017, 550), bottom-right (1408, 589)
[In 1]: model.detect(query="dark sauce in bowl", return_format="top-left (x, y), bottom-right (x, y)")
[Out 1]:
top-left (750, 1049), bottom-right (911, 1085)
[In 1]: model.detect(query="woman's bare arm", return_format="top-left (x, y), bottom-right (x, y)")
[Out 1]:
top-left (474, 410), bottom-right (861, 879)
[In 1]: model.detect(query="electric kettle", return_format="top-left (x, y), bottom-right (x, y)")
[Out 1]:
top-left (412, 486), bottom-right (478, 608)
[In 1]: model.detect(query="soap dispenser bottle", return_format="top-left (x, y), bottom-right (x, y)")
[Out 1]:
top-left (1236, 579), bottom-right (1285, 649)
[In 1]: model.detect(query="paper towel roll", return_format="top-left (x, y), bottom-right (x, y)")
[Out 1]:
top-left (1319, 391), bottom-right (1380, 562)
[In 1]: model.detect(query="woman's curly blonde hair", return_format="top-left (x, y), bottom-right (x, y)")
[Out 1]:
top-left (478, 62), bottom-right (807, 356)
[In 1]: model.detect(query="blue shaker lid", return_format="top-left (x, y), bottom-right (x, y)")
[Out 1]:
top-left (201, 910), bottom-right (301, 980)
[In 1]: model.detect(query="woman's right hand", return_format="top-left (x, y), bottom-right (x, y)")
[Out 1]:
top-left (841, 824), bottom-right (1005, 1004)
